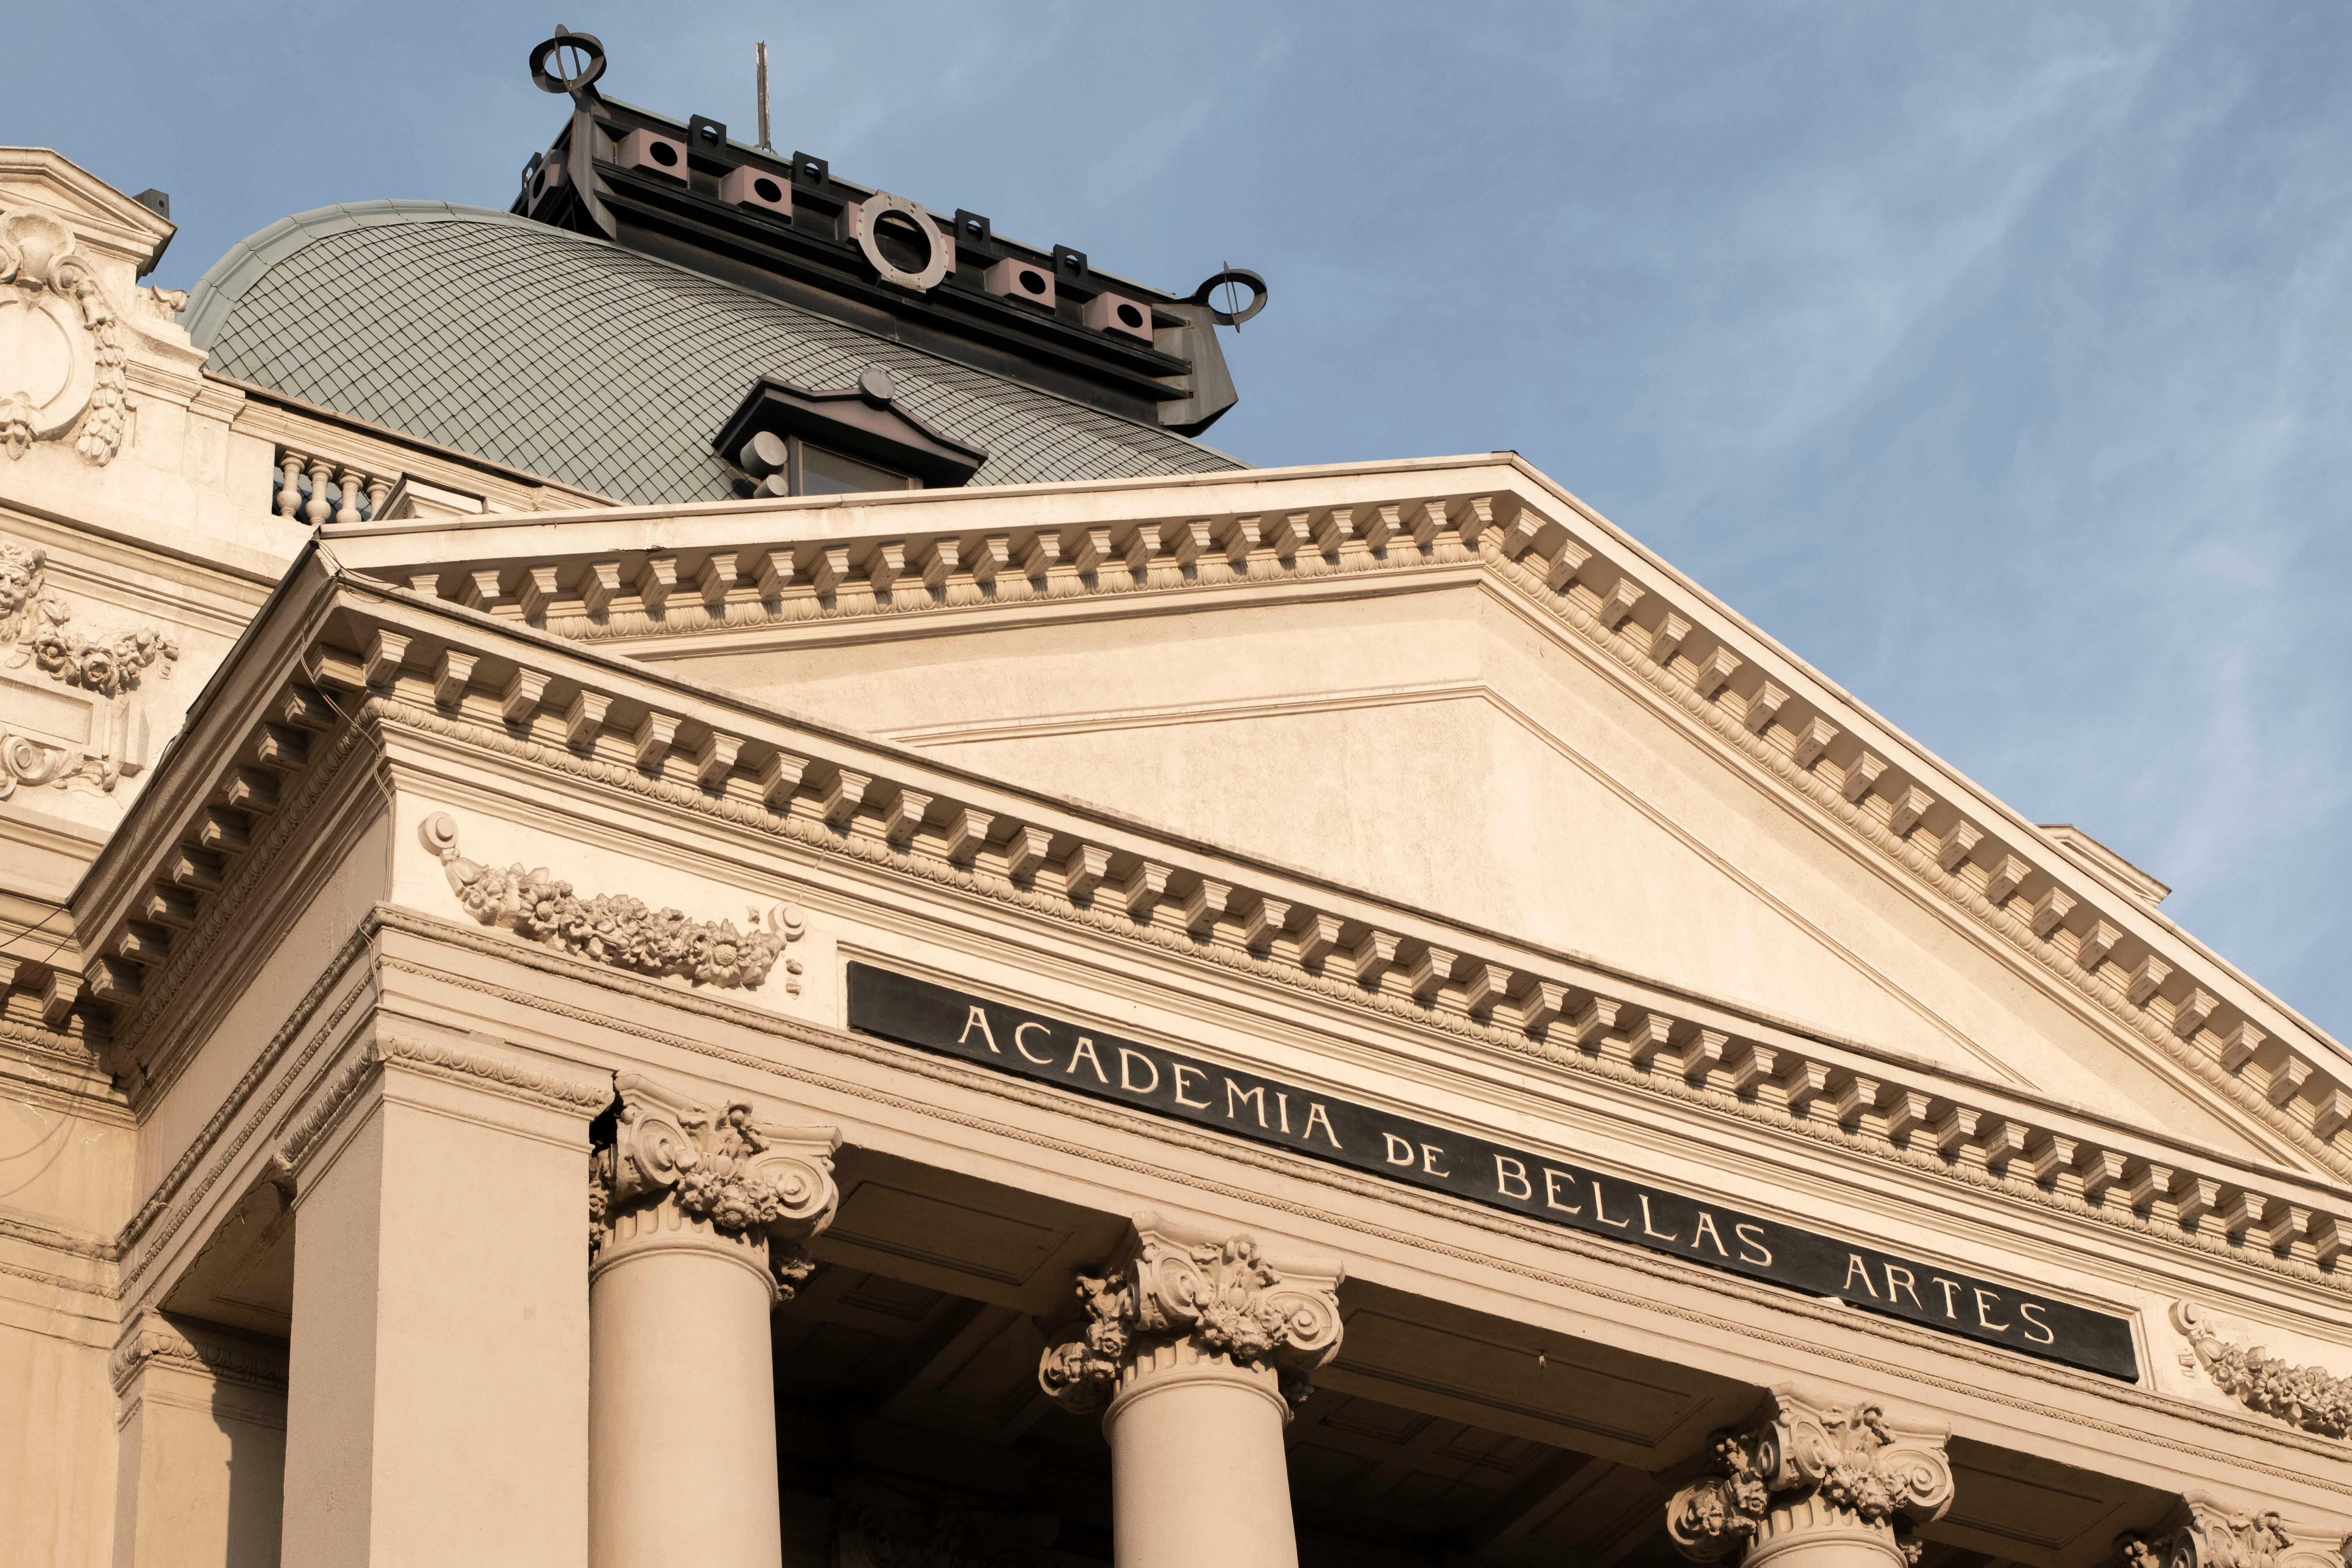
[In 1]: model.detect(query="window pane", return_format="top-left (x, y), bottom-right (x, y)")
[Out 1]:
top-left (798, 442), bottom-right (914, 495)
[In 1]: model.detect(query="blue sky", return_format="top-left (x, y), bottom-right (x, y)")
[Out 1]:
top-left (11, 4), bottom-right (2350, 1039)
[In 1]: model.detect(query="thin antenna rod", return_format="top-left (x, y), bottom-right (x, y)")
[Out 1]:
top-left (755, 42), bottom-right (773, 151)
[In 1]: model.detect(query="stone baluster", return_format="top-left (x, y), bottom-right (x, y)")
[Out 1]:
top-left (366, 470), bottom-right (394, 519)
top-left (1668, 1389), bottom-right (1954, 1568)
top-left (334, 464), bottom-right (365, 526)
top-left (1038, 1213), bottom-right (1344, 1568)
top-left (275, 449), bottom-right (307, 518)
top-left (588, 1072), bottom-right (840, 1568)
top-left (2120, 1494), bottom-right (2350, 1568)
top-left (303, 455), bottom-right (335, 526)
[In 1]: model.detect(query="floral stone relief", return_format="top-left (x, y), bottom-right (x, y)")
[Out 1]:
top-left (0, 532), bottom-right (176, 797)
top-left (2172, 1300), bottom-right (2352, 1441)
top-left (2119, 1495), bottom-right (2348, 1568)
top-left (420, 811), bottom-right (806, 992)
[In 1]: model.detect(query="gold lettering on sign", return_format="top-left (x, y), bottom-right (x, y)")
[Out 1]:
top-left (1066, 1036), bottom-right (1108, 1083)
top-left (1932, 1276), bottom-right (1964, 1318)
top-left (1117, 1048), bottom-right (1159, 1094)
top-left (1974, 1288), bottom-right (2009, 1331)
top-left (1843, 1254), bottom-right (1878, 1297)
top-left (1638, 1195), bottom-right (1679, 1242)
top-left (1733, 1223), bottom-right (1771, 1265)
top-left (1383, 1133), bottom-right (1414, 1166)
top-left (1690, 1210), bottom-right (1728, 1258)
top-left (1276, 1093), bottom-right (1292, 1133)
top-left (1303, 1101), bottom-right (1342, 1149)
top-left (2019, 1302), bottom-right (2053, 1344)
top-left (1592, 1181), bottom-right (1631, 1228)
top-left (1544, 1169), bottom-right (1582, 1214)
top-left (1884, 1264), bottom-right (1924, 1310)
top-left (956, 1007), bottom-right (1000, 1053)
top-left (1171, 1064), bottom-right (1211, 1109)
top-left (1495, 1155), bottom-right (1532, 1199)
top-left (1013, 1021), bottom-right (1054, 1065)
top-left (1226, 1080), bottom-right (1267, 1127)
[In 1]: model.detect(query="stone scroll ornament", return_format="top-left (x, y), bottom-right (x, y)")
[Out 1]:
top-left (2118, 1495), bottom-right (2348, 1568)
top-left (1036, 1216), bottom-right (1344, 1415)
top-left (420, 813), bottom-right (805, 992)
top-left (588, 1072), bottom-right (838, 1298)
top-left (2172, 1300), bottom-right (2352, 1441)
top-left (0, 534), bottom-right (176, 797)
top-left (1668, 1391), bottom-right (1954, 1568)
top-left (0, 208), bottom-right (128, 466)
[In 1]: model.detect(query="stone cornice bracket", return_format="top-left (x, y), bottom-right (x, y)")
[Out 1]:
top-left (588, 1070), bottom-right (841, 1304)
top-left (420, 812), bottom-right (806, 993)
top-left (2118, 1494), bottom-right (2348, 1568)
top-left (1036, 1210), bottom-right (1344, 1419)
top-left (2172, 1300), bottom-right (2352, 1441)
top-left (1668, 1388), bottom-right (1954, 1568)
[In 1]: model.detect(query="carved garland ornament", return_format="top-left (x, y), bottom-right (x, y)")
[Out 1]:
top-left (1668, 1393), bottom-right (1955, 1567)
top-left (420, 812), bottom-right (804, 991)
top-left (0, 209), bottom-right (126, 465)
top-left (2173, 1301), bottom-right (2352, 1441)
top-left (1036, 1218), bottom-right (1343, 1414)
top-left (0, 533), bottom-right (176, 796)
top-left (588, 1072), bottom-right (838, 1297)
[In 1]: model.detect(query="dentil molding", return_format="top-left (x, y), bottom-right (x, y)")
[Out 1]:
top-left (588, 1071), bottom-right (839, 1300)
top-left (1037, 1210), bottom-right (1343, 1415)
top-left (1668, 1389), bottom-right (1955, 1568)
top-left (2172, 1300), bottom-right (2352, 1442)
top-left (421, 811), bottom-right (805, 992)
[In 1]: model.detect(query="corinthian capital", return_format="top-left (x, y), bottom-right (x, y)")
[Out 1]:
top-left (1036, 1211), bottom-right (1343, 1415)
top-left (2121, 1495), bottom-right (2347, 1568)
top-left (589, 1071), bottom-right (840, 1299)
top-left (1668, 1388), bottom-right (1954, 1567)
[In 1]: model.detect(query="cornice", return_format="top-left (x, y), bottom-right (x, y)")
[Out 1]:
top-left (110, 1309), bottom-right (286, 1396)
top-left (335, 462), bottom-right (2348, 1183)
top-left (364, 918), bottom-right (2352, 1492)
top-left (355, 691), bottom-right (2352, 1290)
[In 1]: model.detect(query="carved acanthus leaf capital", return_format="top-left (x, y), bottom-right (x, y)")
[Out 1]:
top-left (1036, 1211), bottom-right (1343, 1415)
top-left (1668, 1390), bottom-right (1954, 1565)
top-left (589, 1071), bottom-right (839, 1300)
top-left (2120, 1495), bottom-right (2348, 1568)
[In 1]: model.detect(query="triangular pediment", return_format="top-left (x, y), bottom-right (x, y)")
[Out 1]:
top-left (312, 455), bottom-right (2352, 1184)
top-left (0, 148), bottom-right (176, 277)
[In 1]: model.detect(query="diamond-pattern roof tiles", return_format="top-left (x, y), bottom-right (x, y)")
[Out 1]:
top-left (184, 201), bottom-right (1249, 504)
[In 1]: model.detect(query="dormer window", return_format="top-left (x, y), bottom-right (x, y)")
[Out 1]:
top-left (715, 367), bottom-right (987, 497)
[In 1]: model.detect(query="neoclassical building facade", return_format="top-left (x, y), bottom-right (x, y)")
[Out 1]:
top-left (2, 41), bottom-right (2349, 1568)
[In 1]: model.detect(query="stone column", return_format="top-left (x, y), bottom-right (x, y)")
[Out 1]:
top-left (588, 1072), bottom-right (840, 1568)
top-left (110, 1310), bottom-right (287, 1568)
top-left (1037, 1212), bottom-right (1344, 1568)
top-left (278, 1034), bottom-right (612, 1568)
top-left (1667, 1388), bottom-right (1955, 1568)
top-left (2121, 1494), bottom-right (2350, 1568)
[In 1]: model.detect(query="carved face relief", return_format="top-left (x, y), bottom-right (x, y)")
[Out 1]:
top-left (0, 537), bottom-right (41, 620)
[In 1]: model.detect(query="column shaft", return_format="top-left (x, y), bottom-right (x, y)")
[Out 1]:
top-left (1104, 1351), bottom-right (1299, 1568)
top-left (588, 1237), bottom-right (780, 1566)
top-left (110, 1313), bottom-right (286, 1568)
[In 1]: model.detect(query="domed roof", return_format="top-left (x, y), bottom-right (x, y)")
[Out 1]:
top-left (183, 201), bottom-right (1247, 505)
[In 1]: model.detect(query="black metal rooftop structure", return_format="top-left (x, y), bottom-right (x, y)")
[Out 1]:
top-left (512, 28), bottom-right (1265, 437)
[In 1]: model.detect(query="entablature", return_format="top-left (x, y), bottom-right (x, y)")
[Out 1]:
top-left (74, 554), bottom-right (2352, 1344)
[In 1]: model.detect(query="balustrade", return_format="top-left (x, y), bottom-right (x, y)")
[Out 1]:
top-left (270, 446), bottom-right (395, 525)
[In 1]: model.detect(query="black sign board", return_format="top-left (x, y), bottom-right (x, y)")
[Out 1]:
top-left (847, 964), bottom-right (2139, 1381)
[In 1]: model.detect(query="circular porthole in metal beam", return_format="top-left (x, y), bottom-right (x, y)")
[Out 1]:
top-left (853, 192), bottom-right (952, 293)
